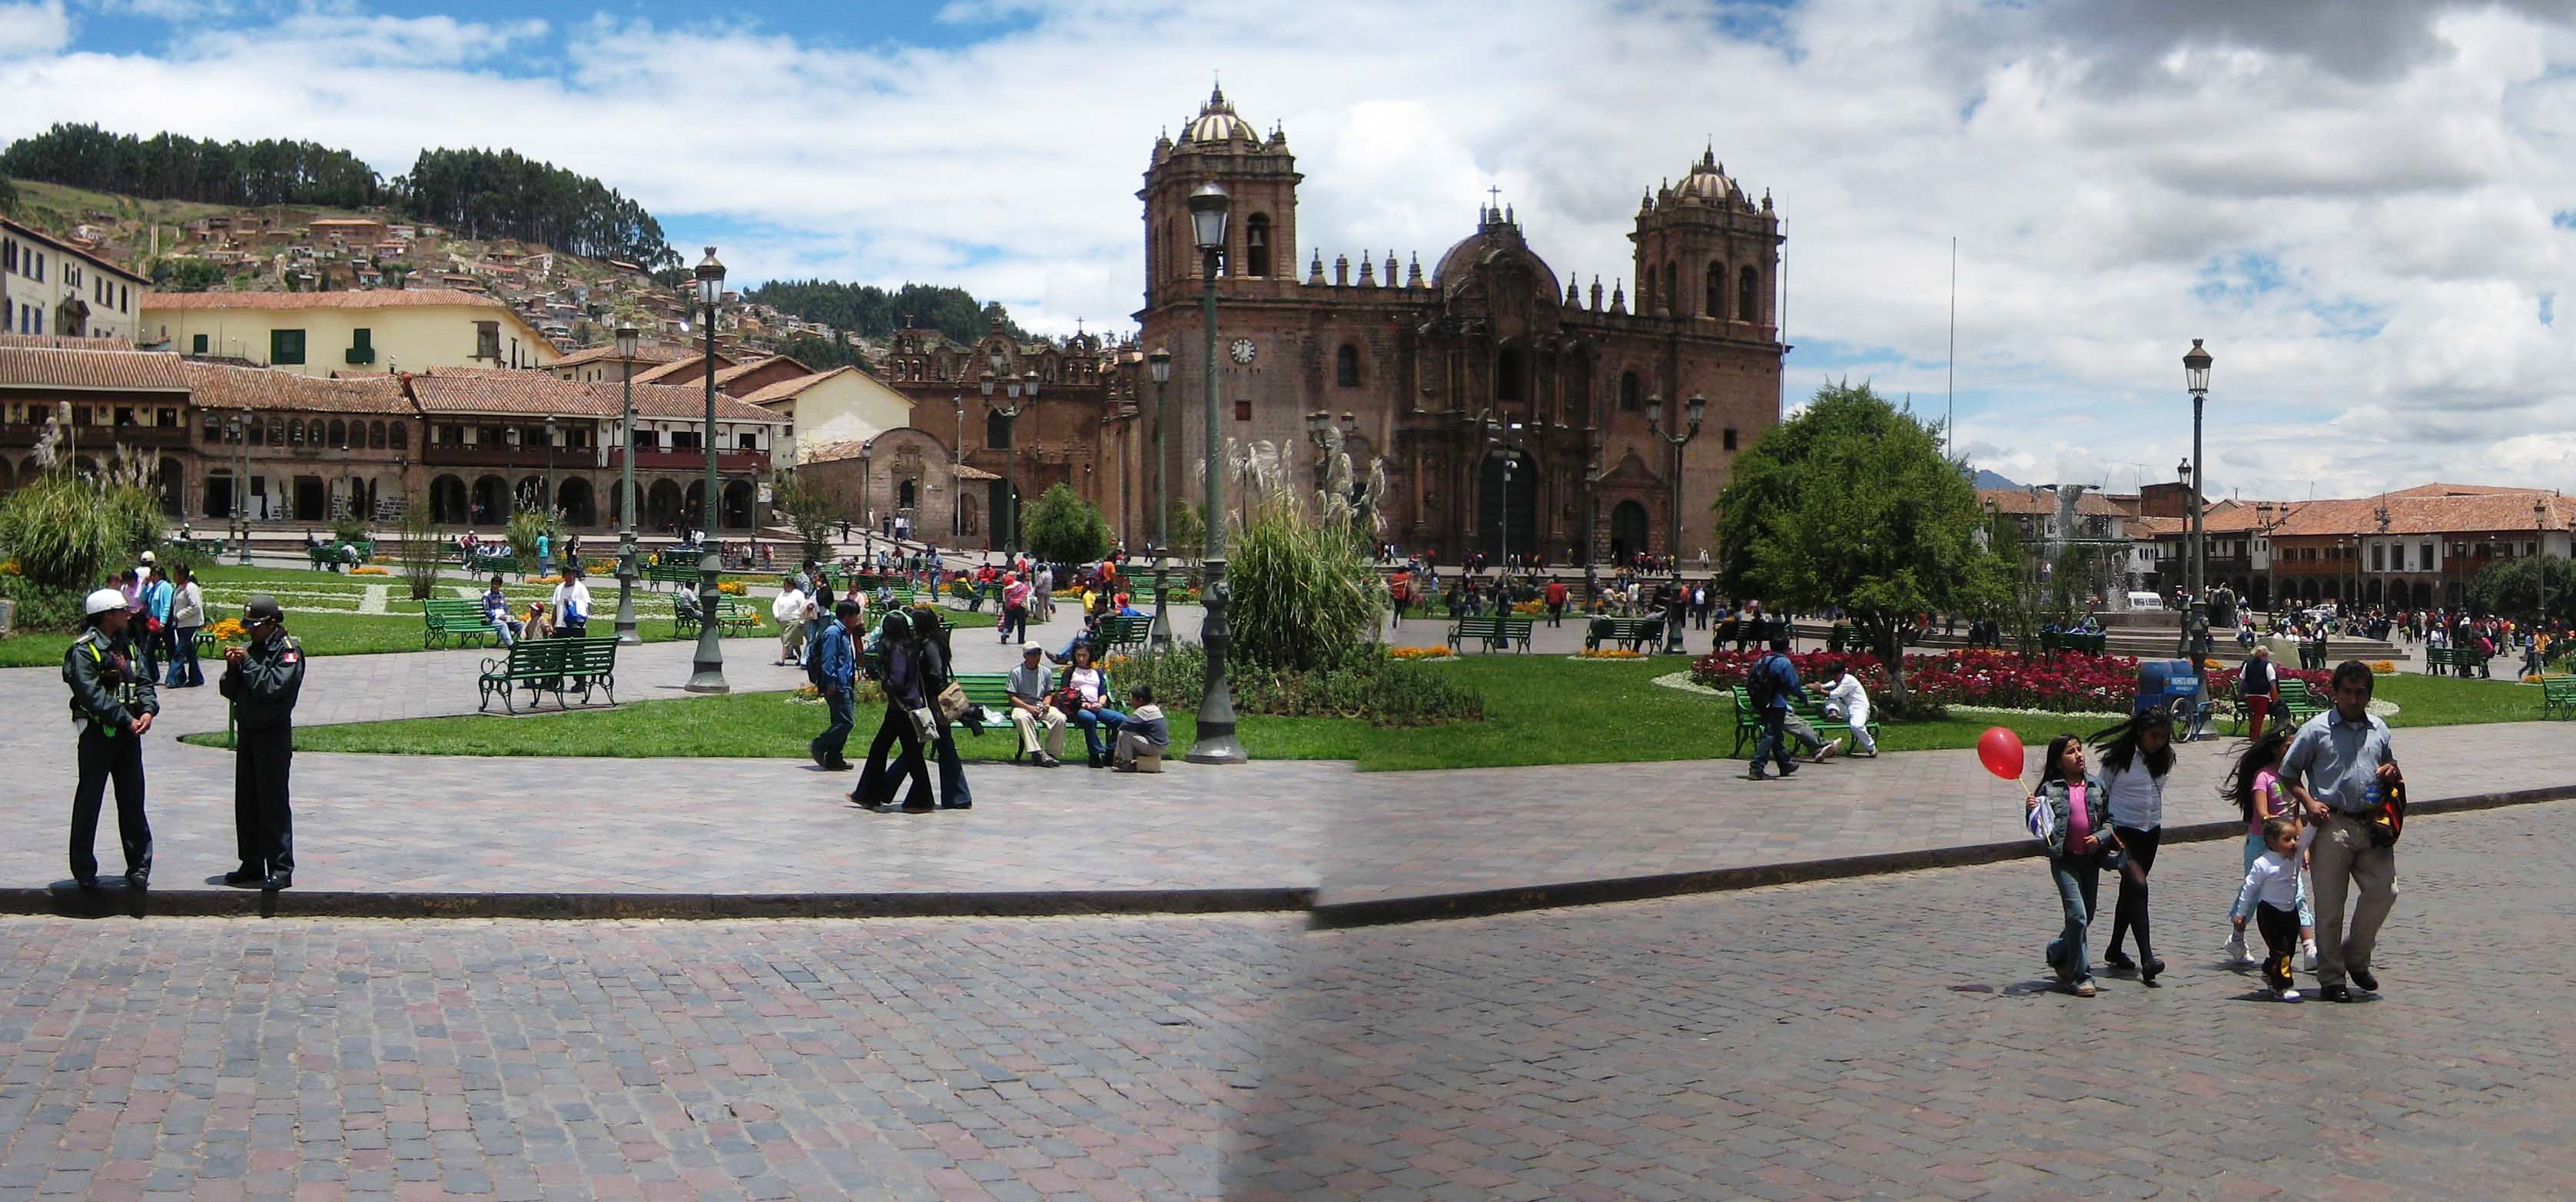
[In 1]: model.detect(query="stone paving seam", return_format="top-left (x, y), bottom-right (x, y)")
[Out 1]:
top-left (0, 885), bottom-right (1319, 921)
top-left (1305, 781), bottom-right (2576, 929)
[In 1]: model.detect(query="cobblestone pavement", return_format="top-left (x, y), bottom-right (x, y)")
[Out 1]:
top-left (2, 801), bottom-right (2569, 1200)
top-left (1230, 799), bottom-right (2576, 1200)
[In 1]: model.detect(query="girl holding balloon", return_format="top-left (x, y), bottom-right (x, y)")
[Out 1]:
top-left (2020, 732), bottom-right (2122, 997)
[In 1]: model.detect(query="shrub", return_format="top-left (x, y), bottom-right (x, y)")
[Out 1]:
top-left (0, 470), bottom-right (161, 593)
top-left (1223, 474), bottom-right (1384, 673)
top-left (4, 582), bottom-right (91, 633)
top-left (1024, 483), bottom-right (1112, 566)
top-left (1122, 643), bottom-right (1481, 728)
top-left (396, 494), bottom-right (443, 601)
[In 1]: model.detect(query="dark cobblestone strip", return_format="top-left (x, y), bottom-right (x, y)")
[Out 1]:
top-left (0, 885), bottom-right (1317, 921)
top-left (1308, 781), bottom-right (2576, 928)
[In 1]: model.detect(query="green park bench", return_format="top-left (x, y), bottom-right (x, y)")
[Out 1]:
top-left (1586, 616), bottom-right (1665, 652)
top-left (421, 597), bottom-right (501, 649)
top-left (1446, 615), bottom-right (1533, 653)
top-left (2422, 646), bottom-right (2490, 678)
top-left (1726, 684), bottom-right (1879, 759)
top-left (476, 636), bottom-right (621, 713)
top-left (465, 551), bottom-right (523, 577)
top-left (2277, 678), bottom-right (2329, 726)
top-left (2046, 631), bottom-right (2107, 655)
top-left (2541, 676), bottom-right (2576, 719)
top-left (1098, 613), bottom-right (1155, 655)
top-left (669, 595), bottom-right (762, 637)
top-left (951, 670), bottom-right (1121, 763)
top-left (306, 542), bottom-right (368, 571)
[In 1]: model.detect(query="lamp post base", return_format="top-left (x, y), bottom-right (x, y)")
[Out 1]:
top-left (1187, 558), bottom-right (1248, 765)
top-left (686, 553), bottom-right (727, 693)
top-left (613, 533), bottom-right (641, 646)
top-left (1148, 552), bottom-right (1173, 652)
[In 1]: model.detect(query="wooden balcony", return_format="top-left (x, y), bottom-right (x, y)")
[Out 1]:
top-left (609, 447), bottom-right (768, 474)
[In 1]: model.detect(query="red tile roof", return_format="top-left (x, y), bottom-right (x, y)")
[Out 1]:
top-left (632, 351), bottom-right (737, 385)
top-left (142, 287), bottom-right (510, 311)
top-left (0, 334), bottom-right (137, 352)
top-left (739, 366), bottom-right (861, 407)
top-left (1976, 487), bottom-right (2126, 517)
top-left (549, 344), bottom-right (695, 370)
top-left (407, 372), bottom-right (781, 423)
top-left (0, 346), bottom-right (188, 392)
top-left (181, 362), bottom-right (413, 413)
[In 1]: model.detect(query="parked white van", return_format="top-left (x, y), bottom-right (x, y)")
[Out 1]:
top-left (2126, 591), bottom-right (2166, 611)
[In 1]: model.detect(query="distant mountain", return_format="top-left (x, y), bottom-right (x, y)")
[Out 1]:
top-left (1972, 469), bottom-right (2021, 489)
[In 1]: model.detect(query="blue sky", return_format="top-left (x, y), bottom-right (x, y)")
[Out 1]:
top-left (8, 0), bottom-right (2576, 498)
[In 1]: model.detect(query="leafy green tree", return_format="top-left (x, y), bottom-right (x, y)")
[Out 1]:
top-left (0, 123), bottom-right (384, 208)
top-left (1715, 381), bottom-right (1997, 712)
top-left (742, 280), bottom-right (1028, 345)
top-left (777, 333), bottom-right (868, 371)
top-left (769, 473), bottom-right (842, 563)
top-left (2468, 555), bottom-right (2576, 623)
top-left (149, 257), bottom-right (226, 292)
top-left (1023, 483), bottom-right (1111, 566)
top-left (0, 174), bottom-right (17, 214)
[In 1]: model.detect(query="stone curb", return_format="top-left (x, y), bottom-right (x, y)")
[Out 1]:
top-left (1304, 782), bottom-right (2576, 930)
top-left (0, 886), bottom-right (1316, 922)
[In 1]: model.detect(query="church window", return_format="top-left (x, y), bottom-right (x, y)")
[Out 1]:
top-left (1722, 427), bottom-right (1738, 451)
top-left (1619, 370), bottom-right (1641, 413)
top-left (1495, 349), bottom-right (1523, 402)
top-left (1336, 344), bottom-right (1360, 387)
top-left (1707, 261), bottom-right (1728, 319)
top-left (1739, 266), bottom-right (1760, 324)
top-left (1245, 214), bottom-right (1273, 278)
top-left (1235, 399), bottom-right (1252, 422)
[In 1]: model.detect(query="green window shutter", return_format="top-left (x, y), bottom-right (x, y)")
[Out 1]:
top-left (191, 334), bottom-right (208, 354)
top-left (271, 328), bottom-right (306, 366)
top-left (346, 327), bottom-right (375, 365)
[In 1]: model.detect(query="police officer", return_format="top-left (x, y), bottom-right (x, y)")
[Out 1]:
top-left (65, 586), bottom-right (156, 889)
top-left (218, 595), bottom-right (304, 890)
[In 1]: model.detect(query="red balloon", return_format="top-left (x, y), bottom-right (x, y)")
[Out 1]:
top-left (1976, 726), bottom-right (2025, 782)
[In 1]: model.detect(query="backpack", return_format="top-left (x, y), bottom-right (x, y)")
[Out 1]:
top-left (1747, 653), bottom-right (1783, 709)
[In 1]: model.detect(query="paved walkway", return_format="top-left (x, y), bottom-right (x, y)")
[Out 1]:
top-left (3, 802), bottom-right (2573, 1200)
top-left (2, 589), bottom-right (2568, 905)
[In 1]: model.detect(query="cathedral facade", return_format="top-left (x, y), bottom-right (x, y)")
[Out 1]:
top-left (1131, 86), bottom-right (1788, 566)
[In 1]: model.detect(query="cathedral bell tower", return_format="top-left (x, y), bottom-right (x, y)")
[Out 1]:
top-left (1140, 85), bottom-right (1303, 310)
top-left (1629, 147), bottom-right (1781, 337)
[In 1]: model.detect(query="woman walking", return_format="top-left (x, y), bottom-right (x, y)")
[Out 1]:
top-left (851, 610), bottom-right (935, 812)
top-left (165, 564), bottom-right (206, 688)
top-left (911, 609), bottom-right (973, 809)
top-left (2028, 733), bottom-right (2120, 996)
top-left (2093, 707), bottom-right (2177, 982)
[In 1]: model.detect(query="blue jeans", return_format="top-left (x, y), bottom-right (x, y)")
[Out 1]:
top-left (1071, 707), bottom-right (1130, 759)
top-left (812, 688), bottom-right (855, 764)
top-left (2048, 853), bottom-right (2103, 985)
top-left (1751, 707), bottom-right (1793, 774)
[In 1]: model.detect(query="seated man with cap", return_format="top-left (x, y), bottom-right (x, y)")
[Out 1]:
top-left (1006, 643), bottom-right (1067, 768)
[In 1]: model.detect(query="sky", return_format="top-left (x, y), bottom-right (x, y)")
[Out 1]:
top-left (4, 0), bottom-right (2576, 503)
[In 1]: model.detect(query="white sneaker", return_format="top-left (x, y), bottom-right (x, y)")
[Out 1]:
top-left (2222, 932), bottom-right (2249, 965)
top-left (2278, 987), bottom-right (2303, 1003)
top-left (2301, 940), bottom-right (2319, 972)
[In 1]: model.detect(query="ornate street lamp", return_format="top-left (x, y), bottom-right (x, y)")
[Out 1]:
top-left (613, 324), bottom-right (642, 644)
top-left (1186, 181), bottom-right (1245, 764)
top-left (2181, 339), bottom-right (2213, 661)
top-left (1147, 345), bottom-right (1173, 652)
top-left (542, 413), bottom-right (557, 570)
top-left (2539, 497), bottom-right (2553, 625)
top-left (685, 247), bottom-right (729, 693)
top-left (230, 411), bottom-right (251, 566)
top-left (981, 354), bottom-right (1036, 555)
top-left (1646, 392), bottom-right (1705, 652)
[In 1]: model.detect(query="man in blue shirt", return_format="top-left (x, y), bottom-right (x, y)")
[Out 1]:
top-left (2282, 659), bottom-right (2402, 1003)
top-left (1747, 636), bottom-right (1802, 782)
top-left (808, 600), bottom-right (861, 771)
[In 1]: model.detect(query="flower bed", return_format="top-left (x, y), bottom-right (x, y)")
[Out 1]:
top-left (1575, 648), bottom-right (1647, 660)
top-left (1691, 648), bottom-right (2330, 716)
top-left (350, 566), bottom-right (389, 576)
top-left (1389, 645), bottom-right (1457, 661)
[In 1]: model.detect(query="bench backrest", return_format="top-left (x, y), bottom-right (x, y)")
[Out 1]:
top-left (424, 598), bottom-right (486, 623)
top-left (954, 672), bottom-right (1014, 709)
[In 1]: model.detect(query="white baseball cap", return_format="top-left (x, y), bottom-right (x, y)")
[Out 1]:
top-left (84, 588), bottom-right (127, 616)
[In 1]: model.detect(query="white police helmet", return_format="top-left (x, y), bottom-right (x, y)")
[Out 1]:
top-left (85, 589), bottom-right (128, 617)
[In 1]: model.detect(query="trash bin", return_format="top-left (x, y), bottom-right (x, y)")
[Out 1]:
top-left (2135, 658), bottom-right (2201, 717)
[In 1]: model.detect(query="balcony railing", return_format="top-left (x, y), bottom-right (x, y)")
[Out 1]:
top-left (417, 444), bottom-right (591, 469)
top-left (609, 447), bottom-right (768, 473)
top-left (3, 423), bottom-right (196, 450)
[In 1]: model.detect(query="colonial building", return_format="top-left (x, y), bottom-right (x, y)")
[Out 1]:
top-left (867, 327), bottom-right (1136, 548)
top-left (2, 218), bottom-right (148, 343)
top-left (141, 289), bottom-right (562, 376)
top-left (2123, 481), bottom-right (2570, 612)
top-left (1124, 86), bottom-right (1786, 565)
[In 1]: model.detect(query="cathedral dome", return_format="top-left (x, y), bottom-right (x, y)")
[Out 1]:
top-left (1432, 204), bottom-right (1562, 300)
top-left (1182, 85), bottom-right (1260, 145)
top-left (1670, 148), bottom-right (1738, 205)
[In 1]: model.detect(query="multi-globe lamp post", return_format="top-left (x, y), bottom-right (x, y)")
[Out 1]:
top-left (1147, 345), bottom-right (1173, 652)
top-left (613, 324), bottom-right (641, 644)
top-left (980, 355), bottom-right (1038, 554)
top-left (1645, 392), bottom-right (1705, 652)
top-left (2181, 338), bottom-right (2213, 663)
top-left (685, 247), bottom-right (729, 694)
top-left (1187, 181), bottom-right (1245, 765)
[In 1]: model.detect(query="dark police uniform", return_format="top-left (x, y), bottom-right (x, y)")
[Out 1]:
top-left (219, 623), bottom-right (304, 885)
top-left (63, 625), bottom-right (156, 887)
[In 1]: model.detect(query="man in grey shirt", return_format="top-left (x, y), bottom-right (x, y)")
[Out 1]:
top-left (1005, 644), bottom-right (1066, 768)
top-left (2280, 660), bottom-right (2402, 1003)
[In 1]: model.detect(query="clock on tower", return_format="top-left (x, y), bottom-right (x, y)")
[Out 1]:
top-left (1229, 337), bottom-right (1257, 365)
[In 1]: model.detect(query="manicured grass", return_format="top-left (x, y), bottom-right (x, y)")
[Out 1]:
top-left (242, 654), bottom-right (2567, 769)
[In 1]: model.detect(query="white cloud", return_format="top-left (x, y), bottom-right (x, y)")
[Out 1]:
top-left (6, 0), bottom-right (2576, 497)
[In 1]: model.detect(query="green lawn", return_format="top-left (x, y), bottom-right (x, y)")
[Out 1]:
top-left (219, 656), bottom-right (2564, 769)
top-left (1, 561), bottom-right (991, 666)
